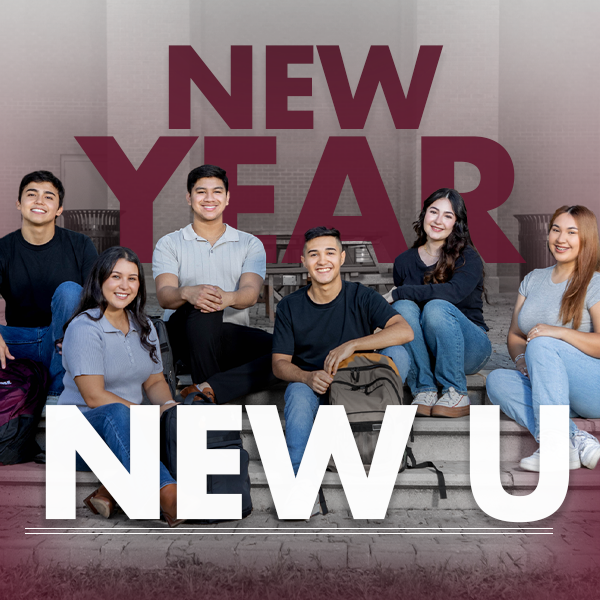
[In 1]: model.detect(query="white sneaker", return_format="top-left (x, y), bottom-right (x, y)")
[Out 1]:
top-left (411, 391), bottom-right (438, 417)
top-left (572, 430), bottom-right (600, 470)
top-left (431, 387), bottom-right (470, 418)
top-left (519, 439), bottom-right (581, 472)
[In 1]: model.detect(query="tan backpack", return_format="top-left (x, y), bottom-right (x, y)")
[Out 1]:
top-left (329, 352), bottom-right (446, 499)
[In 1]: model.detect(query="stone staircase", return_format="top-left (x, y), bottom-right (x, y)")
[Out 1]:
top-left (2, 371), bottom-right (600, 516)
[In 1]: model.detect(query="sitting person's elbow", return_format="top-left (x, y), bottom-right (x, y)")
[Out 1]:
top-left (390, 316), bottom-right (413, 344)
top-left (82, 392), bottom-right (103, 409)
top-left (156, 289), bottom-right (171, 310)
top-left (272, 359), bottom-right (283, 379)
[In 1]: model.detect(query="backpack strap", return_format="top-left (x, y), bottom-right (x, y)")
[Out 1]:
top-left (318, 486), bottom-right (329, 515)
top-left (405, 447), bottom-right (447, 500)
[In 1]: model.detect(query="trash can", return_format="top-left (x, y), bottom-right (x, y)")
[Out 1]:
top-left (514, 214), bottom-right (555, 280)
top-left (61, 209), bottom-right (120, 254)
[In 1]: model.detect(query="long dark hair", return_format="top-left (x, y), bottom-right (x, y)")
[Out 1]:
top-left (413, 188), bottom-right (488, 300)
top-left (64, 246), bottom-right (159, 363)
top-left (550, 205), bottom-right (600, 329)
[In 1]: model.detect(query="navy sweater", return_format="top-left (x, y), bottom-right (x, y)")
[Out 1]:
top-left (391, 246), bottom-right (487, 330)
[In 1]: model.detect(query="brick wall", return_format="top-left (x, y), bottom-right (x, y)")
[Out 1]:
top-left (106, 0), bottom-right (192, 248)
top-left (0, 1), bottom-right (107, 237)
top-left (498, 1), bottom-right (600, 288)
top-left (1, 0), bottom-right (598, 294)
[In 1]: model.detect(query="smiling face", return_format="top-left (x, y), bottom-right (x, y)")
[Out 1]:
top-left (17, 181), bottom-right (63, 225)
top-left (549, 212), bottom-right (580, 265)
top-left (186, 176), bottom-right (230, 223)
top-left (101, 258), bottom-right (140, 313)
top-left (423, 197), bottom-right (457, 243)
top-left (301, 236), bottom-right (346, 286)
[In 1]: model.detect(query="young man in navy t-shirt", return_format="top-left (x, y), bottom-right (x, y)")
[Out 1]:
top-left (272, 227), bottom-right (414, 489)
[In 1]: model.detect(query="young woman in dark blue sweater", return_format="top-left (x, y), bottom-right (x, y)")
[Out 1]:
top-left (390, 188), bottom-right (490, 417)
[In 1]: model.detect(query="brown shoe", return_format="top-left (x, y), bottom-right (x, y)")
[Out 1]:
top-left (199, 387), bottom-right (216, 403)
top-left (83, 485), bottom-right (116, 518)
top-left (160, 484), bottom-right (185, 528)
top-left (180, 384), bottom-right (201, 399)
top-left (180, 384), bottom-right (216, 403)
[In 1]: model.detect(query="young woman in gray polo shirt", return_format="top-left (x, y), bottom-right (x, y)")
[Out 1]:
top-left (58, 247), bottom-right (182, 526)
top-left (486, 205), bottom-right (600, 472)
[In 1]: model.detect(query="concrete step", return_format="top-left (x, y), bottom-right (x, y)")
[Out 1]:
top-left (37, 411), bottom-right (535, 463)
top-left (36, 409), bottom-right (600, 466)
top-left (2, 459), bottom-right (600, 513)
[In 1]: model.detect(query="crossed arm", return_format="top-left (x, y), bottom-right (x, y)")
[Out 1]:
top-left (272, 314), bottom-right (413, 394)
top-left (74, 372), bottom-right (177, 415)
top-left (155, 272), bottom-right (264, 313)
top-left (508, 293), bottom-right (600, 378)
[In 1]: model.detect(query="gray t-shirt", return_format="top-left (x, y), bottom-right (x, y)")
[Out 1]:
top-left (518, 267), bottom-right (600, 334)
top-left (152, 224), bottom-right (266, 327)
top-left (58, 309), bottom-right (163, 413)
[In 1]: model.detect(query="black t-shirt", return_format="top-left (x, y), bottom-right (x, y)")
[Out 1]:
top-left (0, 227), bottom-right (98, 327)
top-left (272, 280), bottom-right (398, 372)
top-left (391, 245), bottom-right (487, 330)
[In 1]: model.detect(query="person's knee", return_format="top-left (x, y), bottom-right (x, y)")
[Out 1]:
top-left (391, 299), bottom-right (420, 326)
top-left (486, 369), bottom-right (523, 410)
top-left (525, 336), bottom-right (560, 364)
top-left (284, 383), bottom-right (318, 419)
top-left (422, 299), bottom-right (454, 326)
top-left (52, 281), bottom-right (82, 307)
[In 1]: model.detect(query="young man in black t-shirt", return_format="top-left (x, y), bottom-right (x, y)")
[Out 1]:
top-left (0, 171), bottom-right (98, 396)
top-left (272, 227), bottom-right (414, 483)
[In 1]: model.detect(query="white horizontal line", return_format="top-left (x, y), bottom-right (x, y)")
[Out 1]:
top-left (25, 527), bottom-right (553, 531)
top-left (24, 532), bottom-right (553, 536)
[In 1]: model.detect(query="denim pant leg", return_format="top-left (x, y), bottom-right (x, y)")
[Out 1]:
top-left (283, 382), bottom-right (323, 475)
top-left (0, 324), bottom-right (45, 366)
top-left (421, 299), bottom-right (492, 395)
top-left (525, 337), bottom-right (600, 440)
top-left (486, 368), bottom-right (538, 438)
top-left (43, 282), bottom-right (83, 395)
top-left (76, 403), bottom-right (176, 489)
top-left (391, 300), bottom-right (436, 396)
top-left (379, 345), bottom-right (410, 382)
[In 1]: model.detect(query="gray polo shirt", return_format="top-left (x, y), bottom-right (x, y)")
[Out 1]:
top-left (152, 223), bottom-right (266, 327)
top-left (58, 309), bottom-right (163, 413)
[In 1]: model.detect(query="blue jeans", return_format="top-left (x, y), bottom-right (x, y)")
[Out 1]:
top-left (0, 281), bottom-right (82, 395)
top-left (283, 345), bottom-right (410, 475)
top-left (76, 403), bottom-right (176, 489)
top-left (486, 337), bottom-right (600, 442)
top-left (391, 299), bottom-right (491, 396)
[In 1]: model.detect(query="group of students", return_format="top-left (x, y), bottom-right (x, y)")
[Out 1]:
top-left (1, 165), bottom-right (600, 526)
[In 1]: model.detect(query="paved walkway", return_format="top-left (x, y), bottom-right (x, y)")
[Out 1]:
top-left (2, 505), bottom-right (599, 571)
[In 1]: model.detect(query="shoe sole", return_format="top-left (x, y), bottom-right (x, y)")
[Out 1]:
top-left (581, 448), bottom-right (600, 470)
top-left (161, 511), bottom-right (186, 528)
top-left (431, 405), bottom-right (470, 418)
top-left (89, 496), bottom-right (115, 519)
top-left (519, 459), bottom-right (582, 472)
top-left (414, 404), bottom-right (432, 417)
